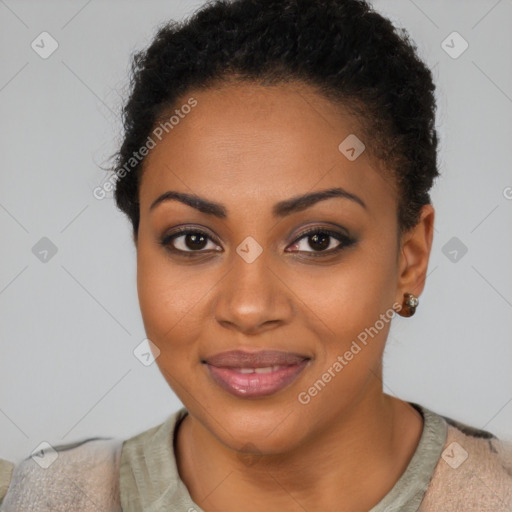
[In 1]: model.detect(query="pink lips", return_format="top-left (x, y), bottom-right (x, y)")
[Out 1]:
top-left (204, 350), bottom-right (310, 398)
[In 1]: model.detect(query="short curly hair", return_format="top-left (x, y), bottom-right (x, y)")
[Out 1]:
top-left (111, 0), bottom-right (439, 241)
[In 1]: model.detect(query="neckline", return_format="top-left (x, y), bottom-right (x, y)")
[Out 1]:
top-left (368, 402), bottom-right (448, 511)
top-left (119, 402), bottom-right (447, 512)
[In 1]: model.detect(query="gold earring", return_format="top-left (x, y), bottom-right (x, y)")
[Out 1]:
top-left (398, 293), bottom-right (419, 317)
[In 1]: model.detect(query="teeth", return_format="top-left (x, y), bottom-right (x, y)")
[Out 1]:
top-left (254, 366), bottom-right (274, 374)
top-left (234, 365), bottom-right (283, 374)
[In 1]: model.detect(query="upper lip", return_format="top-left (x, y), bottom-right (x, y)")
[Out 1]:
top-left (203, 350), bottom-right (309, 368)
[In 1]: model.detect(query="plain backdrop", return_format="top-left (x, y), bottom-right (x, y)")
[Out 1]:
top-left (1, 0), bottom-right (511, 463)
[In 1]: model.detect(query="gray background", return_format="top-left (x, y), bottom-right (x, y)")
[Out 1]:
top-left (1, 0), bottom-right (511, 463)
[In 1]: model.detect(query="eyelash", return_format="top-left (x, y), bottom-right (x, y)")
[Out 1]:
top-left (159, 226), bottom-right (356, 259)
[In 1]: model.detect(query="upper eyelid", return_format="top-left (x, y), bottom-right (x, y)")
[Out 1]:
top-left (293, 226), bottom-right (349, 239)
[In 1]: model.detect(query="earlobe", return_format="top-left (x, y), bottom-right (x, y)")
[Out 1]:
top-left (396, 292), bottom-right (419, 317)
top-left (395, 204), bottom-right (435, 311)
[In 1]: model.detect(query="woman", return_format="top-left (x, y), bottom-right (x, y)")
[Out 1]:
top-left (1, 0), bottom-right (511, 510)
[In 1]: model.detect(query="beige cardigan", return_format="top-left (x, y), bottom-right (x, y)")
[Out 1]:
top-left (1, 403), bottom-right (512, 511)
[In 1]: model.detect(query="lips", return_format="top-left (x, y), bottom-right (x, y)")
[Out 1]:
top-left (204, 350), bottom-right (309, 368)
top-left (203, 350), bottom-right (310, 398)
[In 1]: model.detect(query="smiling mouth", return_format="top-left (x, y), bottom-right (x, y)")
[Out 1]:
top-left (202, 350), bottom-right (311, 398)
top-left (226, 365), bottom-right (288, 374)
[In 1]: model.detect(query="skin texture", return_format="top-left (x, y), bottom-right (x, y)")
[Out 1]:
top-left (135, 81), bottom-right (435, 512)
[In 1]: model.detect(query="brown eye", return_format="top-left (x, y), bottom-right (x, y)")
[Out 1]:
top-left (287, 228), bottom-right (355, 256)
top-left (161, 228), bottom-right (221, 254)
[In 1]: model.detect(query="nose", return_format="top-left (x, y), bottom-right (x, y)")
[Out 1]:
top-left (213, 248), bottom-right (294, 336)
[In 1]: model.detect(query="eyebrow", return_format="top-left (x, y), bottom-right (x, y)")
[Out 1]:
top-left (149, 187), bottom-right (367, 218)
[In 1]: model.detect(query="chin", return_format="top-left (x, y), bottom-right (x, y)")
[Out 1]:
top-left (201, 396), bottom-right (310, 454)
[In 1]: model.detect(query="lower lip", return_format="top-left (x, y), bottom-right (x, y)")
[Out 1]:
top-left (205, 360), bottom-right (310, 398)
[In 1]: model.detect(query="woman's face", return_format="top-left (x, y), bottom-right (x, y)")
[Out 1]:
top-left (136, 81), bottom-right (426, 454)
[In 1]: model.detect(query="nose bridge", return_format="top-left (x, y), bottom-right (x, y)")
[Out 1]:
top-left (213, 240), bottom-right (292, 333)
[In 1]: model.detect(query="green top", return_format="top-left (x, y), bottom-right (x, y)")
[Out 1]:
top-left (119, 402), bottom-right (447, 511)
top-left (1, 402), bottom-right (448, 511)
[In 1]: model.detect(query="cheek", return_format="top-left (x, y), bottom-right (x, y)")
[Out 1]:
top-left (300, 235), bottom-right (399, 368)
top-left (136, 237), bottom-right (200, 350)
top-left (136, 250), bottom-right (201, 394)
top-left (292, 247), bottom-right (398, 418)
top-left (306, 238), bottom-right (397, 320)
top-left (136, 233), bottom-right (227, 392)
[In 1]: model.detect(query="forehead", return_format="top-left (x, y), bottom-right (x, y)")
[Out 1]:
top-left (139, 81), bottom-right (396, 218)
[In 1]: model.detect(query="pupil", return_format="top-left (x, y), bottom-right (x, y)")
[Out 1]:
top-left (186, 233), bottom-right (207, 250)
top-left (310, 233), bottom-right (329, 251)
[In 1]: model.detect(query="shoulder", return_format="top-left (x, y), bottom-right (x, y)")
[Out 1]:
top-left (0, 458), bottom-right (14, 505)
top-left (119, 408), bottom-right (188, 510)
top-left (1, 437), bottom-right (123, 511)
top-left (419, 411), bottom-right (512, 511)
top-left (123, 407), bottom-right (188, 458)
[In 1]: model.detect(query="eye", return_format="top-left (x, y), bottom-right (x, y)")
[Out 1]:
top-left (160, 227), bottom-right (221, 255)
top-left (160, 225), bottom-right (356, 258)
top-left (286, 227), bottom-right (355, 256)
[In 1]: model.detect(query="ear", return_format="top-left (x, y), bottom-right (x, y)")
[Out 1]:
top-left (395, 204), bottom-right (435, 306)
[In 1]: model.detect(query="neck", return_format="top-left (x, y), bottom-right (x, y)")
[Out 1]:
top-left (175, 390), bottom-right (423, 512)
